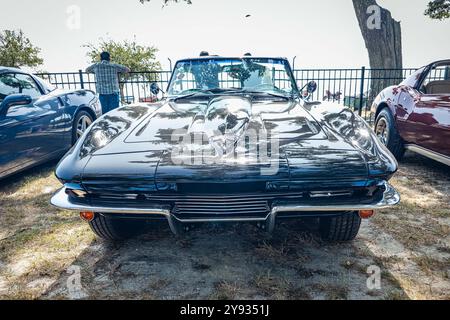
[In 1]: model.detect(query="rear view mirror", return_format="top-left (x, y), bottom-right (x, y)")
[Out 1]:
top-left (307, 81), bottom-right (317, 94)
top-left (150, 82), bottom-right (161, 96)
top-left (0, 94), bottom-right (32, 117)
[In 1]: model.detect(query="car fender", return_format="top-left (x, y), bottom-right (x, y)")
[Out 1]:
top-left (55, 103), bottom-right (160, 183)
top-left (372, 86), bottom-right (399, 121)
top-left (305, 101), bottom-right (398, 180)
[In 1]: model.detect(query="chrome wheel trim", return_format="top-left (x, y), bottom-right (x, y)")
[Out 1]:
top-left (375, 117), bottom-right (389, 146)
top-left (76, 115), bottom-right (92, 139)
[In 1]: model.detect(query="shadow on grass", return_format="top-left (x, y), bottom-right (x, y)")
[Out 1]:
top-left (401, 152), bottom-right (450, 178)
top-left (0, 160), bottom-right (59, 194)
top-left (38, 219), bottom-right (409, 300)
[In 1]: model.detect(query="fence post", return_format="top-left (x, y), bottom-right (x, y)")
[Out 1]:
top-left (358, 66), bottom-right (366, 116)
top-left (78, 69), bottom-right (84, 89)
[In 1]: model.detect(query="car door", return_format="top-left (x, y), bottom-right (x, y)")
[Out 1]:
top-left (399, 63), bottom-right (450, 156)
top-left (410, 94), bottom-right (450, 156)
top-left (0, 73), bottom-right (66, 176)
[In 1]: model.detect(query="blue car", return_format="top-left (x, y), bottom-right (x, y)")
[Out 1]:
top-left (0, 67), bottom-right (101, 179)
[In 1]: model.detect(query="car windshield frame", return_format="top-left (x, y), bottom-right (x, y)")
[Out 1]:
top-left (34, 75), bottom-right (57, 93)
top-left (166, 57), bottom-right (299, 98)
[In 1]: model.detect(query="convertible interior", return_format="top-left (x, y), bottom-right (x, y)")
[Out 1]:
top-left (422, 62), bottom-right (450, 94)
top-left (425, 80), bottom-right (450, 94)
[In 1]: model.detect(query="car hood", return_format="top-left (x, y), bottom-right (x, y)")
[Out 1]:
top-left (74, 95), bottom-right (380, 193)
top-left (93, 95), bottom-right (327, 154)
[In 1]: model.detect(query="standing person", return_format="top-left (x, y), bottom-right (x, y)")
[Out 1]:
top-left (86, 52), bottom-right (130, 114)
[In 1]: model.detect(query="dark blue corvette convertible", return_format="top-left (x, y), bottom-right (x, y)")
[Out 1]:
top-left (0, 67), bottom-right (101, 179)
top-left (51, 56), bottom-right (400, 242)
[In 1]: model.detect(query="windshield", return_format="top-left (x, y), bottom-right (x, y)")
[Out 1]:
top-left (34, 75), bottom-right (57, 93)
top-left (400, 67), bottom-right (426, 88)
top-left (167, 58), bottom-right (298, 97)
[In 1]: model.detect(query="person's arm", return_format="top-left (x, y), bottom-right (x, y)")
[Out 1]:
top-left (86, 63), bottom-right (96, 73)
top-left (114, 64), bottom-right (130, 74)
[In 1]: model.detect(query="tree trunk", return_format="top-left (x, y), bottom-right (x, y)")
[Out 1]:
top-left (352, 0), bottom-right (403, 104)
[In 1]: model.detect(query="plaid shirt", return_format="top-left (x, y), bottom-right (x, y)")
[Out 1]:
top-left (86, 61), bottom-right (130, 95)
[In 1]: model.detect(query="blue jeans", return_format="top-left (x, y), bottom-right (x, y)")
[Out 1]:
top-left (99, 93), bottom-right (120, 114)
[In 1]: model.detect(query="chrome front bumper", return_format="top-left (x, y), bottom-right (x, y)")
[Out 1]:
top-left (50, 182), bottom-right (400, 234)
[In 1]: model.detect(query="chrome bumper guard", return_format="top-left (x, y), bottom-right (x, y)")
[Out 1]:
top-left (50, 182), bottom-right (400, 234)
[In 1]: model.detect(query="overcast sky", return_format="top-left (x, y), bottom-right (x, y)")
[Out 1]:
top-left (0, 0), bottom-right (449, 71)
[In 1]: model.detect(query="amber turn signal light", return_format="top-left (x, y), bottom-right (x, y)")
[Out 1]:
top-left (359, 210), bottom-right (375, 219)
top-left (80, 211), bottom-right (95, 222)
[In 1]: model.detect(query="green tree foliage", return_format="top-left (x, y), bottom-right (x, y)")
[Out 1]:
top-left (84, 37), bottom-right (161, 73)
top-left (84, 37), bottom-right (162, 100)
top-left (0, 30), bottom-right (44, 68)
top-left (425, 0), bottom-right (450, 20)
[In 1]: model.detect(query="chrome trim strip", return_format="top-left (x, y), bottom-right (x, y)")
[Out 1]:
top-left (148, 193), bottom-right (303, 201)
top-left (271, 182), bottom-right (399, 213)
top-left (50, 188), bottom-right (171, 216)
top-left (405, 144), bottom-right (450, 166)
top-left (267, 182), bottom-right (399, 232)
top-left (172, 214), bottom-right (271, 223)
top-left (50, 182), bottom-right (400, 235)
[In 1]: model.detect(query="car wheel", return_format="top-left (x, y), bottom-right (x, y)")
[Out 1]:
top-left (319, 212), bottom-right (361, 242)
top-left (375, 108), bottom-right (405, 160)
top-left (72, 110), bottom-right (94, 145)
top-left (88, 214), bottom-right (146, 241)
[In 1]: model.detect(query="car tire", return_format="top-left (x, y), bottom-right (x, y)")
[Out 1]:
top-left (319, 212), bottom-right (361, 242)
top-left (375, 108), bottom-right (405, 161)
top-left (88, 214), bottom-right (146, 241)
top-left (72, 110), bottom-right (94, 145)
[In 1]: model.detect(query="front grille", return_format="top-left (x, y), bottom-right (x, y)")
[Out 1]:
top-left (172, 197), bottom-right (270, 219)
top-left (152, 193), bottom-right (288, 220)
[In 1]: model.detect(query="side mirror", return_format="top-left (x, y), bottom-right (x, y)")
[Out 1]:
top-left (150, 82), bottom-right (161, 96)
top-left (306, 81), bottom-right (317, 94)
top-left (0, 94), bottom-right (32, 117)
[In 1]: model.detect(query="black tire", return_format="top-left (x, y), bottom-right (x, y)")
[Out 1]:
top-left (319, 212), bottom-right (361, 242)
top-left (72, 110), bottom-right (94, 145)
top-left (88, 214), bottom-right (146, 241)
top-left (375, 108), bottom-right (405, 161)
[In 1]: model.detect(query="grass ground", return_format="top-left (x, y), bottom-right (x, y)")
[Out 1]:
top-left (0, 153), bottom-right (448, 300)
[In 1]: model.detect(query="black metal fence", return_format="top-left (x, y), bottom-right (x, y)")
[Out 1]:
top-left (37, 67), bottom-right (417, 122)
top-left (37, 70), bottom-right (172, 104)
top-left (294, 67), bottom-right (417, 121)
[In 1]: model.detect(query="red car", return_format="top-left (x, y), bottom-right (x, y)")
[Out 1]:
top-left (372, 60), bottom-right (450, 166)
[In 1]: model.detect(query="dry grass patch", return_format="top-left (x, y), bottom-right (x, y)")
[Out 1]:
top-left (372, 155), bottom-right (449, 252)
top-left (0, 165), bottom-right (95, 299)
top-left (212, 281), bottom-right (242, 300)
top-left (310, 282), bottom-right (348, 300)
top-left (250, 271), bottom-right (310, 300)
top-left (412, 255), bottom-right (449, 278)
